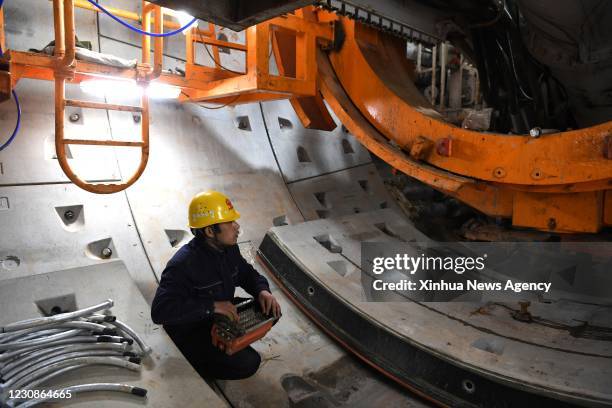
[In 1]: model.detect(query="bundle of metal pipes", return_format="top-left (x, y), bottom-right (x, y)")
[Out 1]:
top-left (0, 299), bottom-right (151, 407)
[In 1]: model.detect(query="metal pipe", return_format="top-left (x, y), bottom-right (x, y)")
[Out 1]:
top-left (431, 44), bottom-right (436, 105)
top-left (52, 0), bottom-right (65, 57)
top-left (22, 364), bottom-right (84, 391)
top-left (61, 0), bottom-right (75, 67)
top-left (141, 0), bottom-right (151, 65)
top-left (110, 320), bottom-right (152, 356)
top-left (0, 329), bottom-right (65, 344)
top-left (5, 364), bottom-right (86, 407)
top-left (6, 356), bottom-right (141, 392)
top-left (3, 350), bottom-right (131, 388)
top-left (0, 300), bottom-right (113, 333)
top-left (439, 42), bottom-right (446, 111)
top-left (0, 329), bottom-right (84, 352)
top-left (0, 335), bottom-right (124, 362)
top-left (0, 343), bottom-right (127, 377)
top-left (153, 6), bottom-right (163, 79)
top-left (16, 383), bottom-right (148, 408)
top-left (0, 322), bottom-right (108, 344)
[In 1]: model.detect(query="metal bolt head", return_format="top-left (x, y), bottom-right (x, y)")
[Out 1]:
top-left (132, 114), bottom-right (141, 123)
top-left (64, 210), bottom-right (75, 221)
top-left (529, 127), bottom-right (541, 138)
top-left (69, 113), bottom-right (80, 123)
top-left (101, 247), bottom-right (113, 259)
top-left (547, 218), bottom-right (557, 230)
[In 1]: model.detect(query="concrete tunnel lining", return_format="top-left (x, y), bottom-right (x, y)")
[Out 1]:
top-left (1, 1), bottom-right (611, 407)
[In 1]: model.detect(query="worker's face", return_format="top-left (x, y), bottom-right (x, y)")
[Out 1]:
top-left (208, 221), bottom-right (240, 246)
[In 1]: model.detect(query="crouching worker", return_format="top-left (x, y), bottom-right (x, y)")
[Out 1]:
top-left (151, 191), bottom-right (281, 380)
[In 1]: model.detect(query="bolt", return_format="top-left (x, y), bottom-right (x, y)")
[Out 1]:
top-left (548, 218), bottom-right (557, 230)
top-left (529, 127), bottom-right (541, 138)
top-left (69, 113), bottom-right (80, 123)
top-left (64, 210), bottom-right (75, 221)
top-left (514, 300), bottom-right (532, 322)
top-left (101, 247), bottom-right (113, 259)
top-left (132, 114), bottom-right (141, 123)
top-left (237, 119), bottom-right (248, 130)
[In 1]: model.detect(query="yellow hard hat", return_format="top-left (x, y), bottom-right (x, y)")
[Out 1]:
top-left (188, 191), bottom-right (240, 229)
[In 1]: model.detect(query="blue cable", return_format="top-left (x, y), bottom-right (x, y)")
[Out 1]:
top-left (86, 0), bottom-right (196, 37)
top-left (0, 2), bottom-right (22, 152)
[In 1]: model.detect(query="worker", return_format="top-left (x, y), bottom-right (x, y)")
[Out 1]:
top-left (151, 191), bottom-right (282, 380)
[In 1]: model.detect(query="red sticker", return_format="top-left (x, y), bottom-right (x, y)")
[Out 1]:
top-left (226, 198), bottom-right (234, 210)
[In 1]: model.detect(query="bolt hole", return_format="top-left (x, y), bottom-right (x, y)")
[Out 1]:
top-left (307, 286), bottom-right (315, 296)
top-left (50, 306), bottom-right (63, 315)
top-left (462, 379), bottom-right (476, 394)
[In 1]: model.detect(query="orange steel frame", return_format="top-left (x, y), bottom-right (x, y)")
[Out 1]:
top-left (271, 10), bottom-right (612, 234)
top-left (0, 4), bottom-right (610, 232)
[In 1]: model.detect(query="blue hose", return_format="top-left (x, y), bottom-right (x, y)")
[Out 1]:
top-left (0, 2), bottom-right (22, 152)
top-left (86, 0), bottom-right (196, 37)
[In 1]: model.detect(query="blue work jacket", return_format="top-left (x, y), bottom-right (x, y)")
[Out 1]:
top-left (151, 236), bottom-right (270, 330)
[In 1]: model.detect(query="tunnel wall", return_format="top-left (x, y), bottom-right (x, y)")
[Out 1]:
top-left (0, 0), bottom-right (394, 302)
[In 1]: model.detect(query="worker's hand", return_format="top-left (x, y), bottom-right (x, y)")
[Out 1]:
top-left (213, 301), bottom-right (239, 322)
top-left (258, 290), bottom-right (281, 319)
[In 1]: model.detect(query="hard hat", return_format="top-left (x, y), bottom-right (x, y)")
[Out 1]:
top-left (188, 191), bottom-right (240, 229)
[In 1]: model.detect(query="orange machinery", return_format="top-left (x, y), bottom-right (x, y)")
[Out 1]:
top-left (0, 1), bottom-right (610, 234)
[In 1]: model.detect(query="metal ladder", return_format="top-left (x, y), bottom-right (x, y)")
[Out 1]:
top-left (53, 0), bottom-right (154, 194)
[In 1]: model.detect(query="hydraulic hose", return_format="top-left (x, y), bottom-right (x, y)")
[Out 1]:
top-left (0, 300), bottom-right (114, 333)
top-left (85, 0), bottom-right (196, 37)
top-left (5, 356), bottom-right (141, 392)
top-left (0, 343), bottom-right (127, 377)
top-left (0, 15), bottom-right (22, 153)
top-left (3, 350), bottom-right (135, 388)
top-left (88, 315), bottom-right (151, 356)
top-left (0, 335), bottom-right (126, 362)
top-left (17, 383), bottom-right (148, 408)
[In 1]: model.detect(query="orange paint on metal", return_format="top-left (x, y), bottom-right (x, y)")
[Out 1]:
top-left (605, 191), bottom-right (612, 226)
top-left (325, 16), bottom-right (612, 188)
top-left (0, 6), bottom-right (5, 55)
top-left (51, 0), bottom-right (150, 194)
top-left (317, 48), bottom-right (514, 217)
top-left (512, 191), bottom-right (604, 233)
top-left (272, 8), bottom-right (336, 131)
